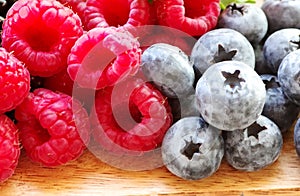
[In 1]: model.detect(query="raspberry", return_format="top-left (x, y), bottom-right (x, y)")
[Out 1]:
top-left (44, 69), bottom-right (74, 96)
top-left (57, 0), bottom-right (87, 27)
top-left (90, 77), bottom-right (173, 152)
top-left (43, 69), bottom-right (95, 111)
top-left (0, 47), bottom-right (30, 114)
top-left (84, 0), bottom-right (153, 31)
top-left (1, 0), bottom-right (83, 77)
top-left (0, 114), bottom-right (20, 183)
top-left (67, 27), bottom-right (141, 89)
top-left (139, 26), bottom-right (195, 55)
top-left (154, 0), bottom-right (221, 36)
top-left (14, 88), bottom-right (90, 167)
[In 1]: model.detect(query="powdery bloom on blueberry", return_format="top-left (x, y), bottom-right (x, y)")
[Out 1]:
top-left (195, 61), bottom-right (266, 131)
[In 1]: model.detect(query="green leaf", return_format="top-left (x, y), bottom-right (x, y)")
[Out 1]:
top-left (220, 0), bottom-right (256, 10)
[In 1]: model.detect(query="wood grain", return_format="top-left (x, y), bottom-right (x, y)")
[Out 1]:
top-left (3, 0), bottom-right (300, 195)
top-left (1, 125), bottom-right (300, 196)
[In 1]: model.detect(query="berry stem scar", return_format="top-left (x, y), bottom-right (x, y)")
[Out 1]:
top-left (181, 138), bottom-right (202, 160)
top-left (222, 70), bottom-right (245, 89)
top-left (213, 44), bottom-right (237, 63)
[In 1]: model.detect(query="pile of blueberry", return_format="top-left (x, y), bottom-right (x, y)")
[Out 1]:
top-left (141, 1), bottom-right (300, 180)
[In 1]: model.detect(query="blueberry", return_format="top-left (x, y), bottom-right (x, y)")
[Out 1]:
top-left (169, 93), bottom-right (200, 123)
top-left (141, 43), bottom-right (195, 98)
top-left (190, 28), bottom-right (255, 75)
top-left (260, 74), bottom-right (300, 133)
top-left (262, 0), bottom-right (300, 34)
top-left (225, 115), bottom-right (283, 171)
top-left (161, 116), bottom-right (224, 180)
top-left (253, 43), bottom-right (273, 75)
top-left (217, 3), bottom-right (268, 44)
top-left (294, 118), bottom-right (300, 157)
top-left (263, 28), bottom-right (300, 73)
top-left (195, 60), bottom-right (266, 131)
top-left (277, 49), bottom-right (300, 106)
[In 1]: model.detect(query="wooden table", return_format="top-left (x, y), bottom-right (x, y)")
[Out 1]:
top-left (3, 0), bottom-right (300, 195)
top-left (1, 126), bottom-right (300, 196)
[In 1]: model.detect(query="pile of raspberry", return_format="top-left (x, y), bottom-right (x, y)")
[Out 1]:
top-left (0, 0), bottom-right (221, 183)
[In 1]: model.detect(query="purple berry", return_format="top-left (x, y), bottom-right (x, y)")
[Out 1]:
top-left (254, 44), bottom-right (273, 75)
top-left (169, 93), bottom-right (200, 123)
top-left (278, 49), bottom-right (300, 106)
top-left (262, 0), bottom-right (300, 34)
top-left (161, 116), bottom-right (224, 180)
top-left (225, 115), bottom-right (283, 171)
top-left (190, 28), bottom-right (255, 75)
top-left (195, 60), bottom-right (266, 131)
top-left (141, 43), bottom-right (195, 98)
top-left (294, 118), bottom-right (300, 157)
top-left (217, 3), bottom-right (268, 44)
top-left (263, 28), bottom-right (300, 73)
top-left (260, 74), bottom-right (300, 133)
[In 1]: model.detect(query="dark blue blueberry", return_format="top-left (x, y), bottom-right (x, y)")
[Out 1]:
top-left (161, 116), bottom-right (224, 180)
top-left (278, 49), bottom-right (300, 106)
top-left (253, 43), bottom-right (274, 75)
top-left (263, 28), bottom-right (300, 73)
top-left (190, 28), bottom-right (255, 75)
top-left (217, 3), bottom-right (268, 44)
top-left (294, 118), bottom-right (300, 157)
top-left (225, 115), bottom-right (283, 171)
top-left (262, 0), bottom-right (300, 34)
top-left (168, 93), bottom-right (200, 123)
top-left (195, 61), bottom-right (266, 131)
top-left (141, 43), bottom-right (195, 98)
top-left (261, 74), bottom-right (300, 133)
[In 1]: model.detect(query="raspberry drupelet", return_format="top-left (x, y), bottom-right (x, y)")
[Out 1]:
top-left (90, 77), bottom-right (173, 152)
top-left (0, 114), bottom-right (20, 183)
top-left (67, 27), bottom-right (141, 90)
top-left (57, 0), bottom-right (87, 27)
top-left (1, 0), bottom-right (83, 77)
top-left (84, 0), bottom-right (154, 31)
top-left (154, 0), bottom-right (221, 36)
top-left (0, 47), bottom-right (30, 114)
top-left (14, 88), bottom-right (90, 167)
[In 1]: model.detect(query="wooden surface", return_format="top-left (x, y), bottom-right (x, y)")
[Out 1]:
top-left (1, 126), bottom-right (300, 196)
top-left (4, 1), bottom-right (300, 195)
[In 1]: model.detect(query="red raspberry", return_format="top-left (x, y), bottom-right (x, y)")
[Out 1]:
top-left (0, 47), bottom-right (30, 114)
top-left (154, 0), bottom-right (221, 36)
top-left (14, 88), bottom-right (90, 167)
top-left (139, 26), bottom-right (196, 55)
top-left (43, 69), bottom-right (74, 96)
top-left (84, 0), bottom-right (153, 31)
top-left (43, 69), bottom-right (95, 111)
top-left (0, 114), bottom-right (20, 183)
top-left (90, 77), bottom-right (173, 152)
top-left (1, 0), bottom-right (83, 77)
top-left (67, 27), bottom-right (141, 89)
top-left (57, 0), bottom-right (87, 26)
